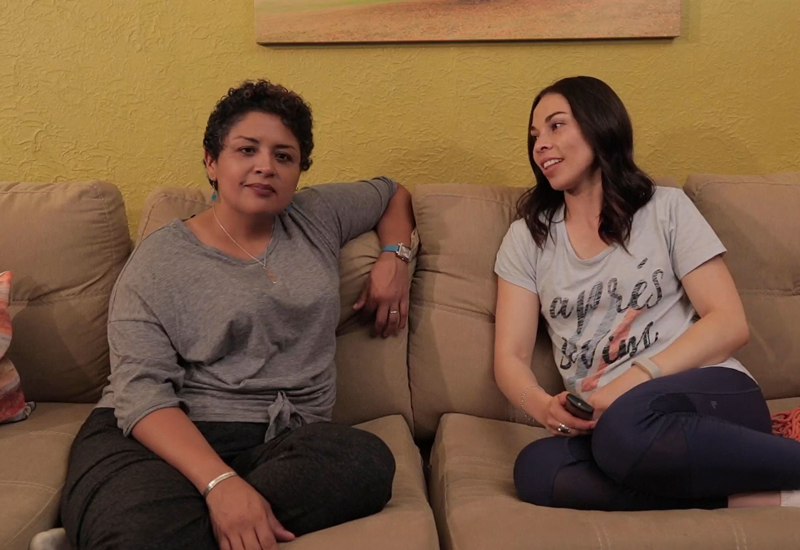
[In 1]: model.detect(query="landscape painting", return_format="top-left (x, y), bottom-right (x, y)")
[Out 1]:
top-left (255, 0), bottom-right (682, 44)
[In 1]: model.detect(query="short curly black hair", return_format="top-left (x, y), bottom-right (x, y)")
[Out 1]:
top-left (203, 80), bottom-right (314, 178)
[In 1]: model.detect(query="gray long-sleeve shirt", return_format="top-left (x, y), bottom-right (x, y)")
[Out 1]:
top-left (97, 177), bottom-right (397, 441)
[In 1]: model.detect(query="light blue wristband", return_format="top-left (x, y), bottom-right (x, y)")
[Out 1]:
top-left (381, 243), bottom-right (411, 262)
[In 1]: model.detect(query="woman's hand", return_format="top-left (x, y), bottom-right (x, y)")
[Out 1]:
top-left (353, 254), bottom-right (410, 338)
top-left (206, 476), bottom-right (295, 550)
top-left (541, 391), bottom-right (597, 437)
top-left (587, 367), bottom-right (650, 418)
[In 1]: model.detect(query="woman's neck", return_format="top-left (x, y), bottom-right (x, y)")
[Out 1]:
top-left (564, 170), bottom-right (603, 226)
top-left (212, 202), bottom-right (275, 245)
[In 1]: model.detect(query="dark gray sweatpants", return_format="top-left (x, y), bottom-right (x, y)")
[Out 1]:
top-left (60, 408), bottom-right (395, 550)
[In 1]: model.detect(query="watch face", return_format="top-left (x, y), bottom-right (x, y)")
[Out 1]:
top-left (397, 244), bottom-right (412, 261)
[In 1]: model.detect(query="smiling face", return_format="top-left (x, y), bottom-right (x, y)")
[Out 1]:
top-left (530, 93), bottom-right (599, 193)
top-left (204, 110), bottom-right (302, 217)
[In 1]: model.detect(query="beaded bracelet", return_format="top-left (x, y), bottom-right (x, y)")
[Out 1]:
top-left (520, 383), bottom-right (545, 422)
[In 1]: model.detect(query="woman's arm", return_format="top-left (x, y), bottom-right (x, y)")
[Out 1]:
top-left (651, 255), bottom-right (749, 373)
top-left (589, 256), bottom-right (749, 414)
top-left (132, 408), bottom-right (294, 550)
top-left (494, 279), bottom-right (545, 420)
top-left (495, 278), bottom-right (595, 435)
top-left (353, 184), bottom-right (416, 337)
top-left (131, 407), bottom-right (231, 493)
top-left (376, 184), bottom-right (414, 250)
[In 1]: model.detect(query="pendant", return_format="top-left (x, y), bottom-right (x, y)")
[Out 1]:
top-left (264, 266), bottom-right (278, 284)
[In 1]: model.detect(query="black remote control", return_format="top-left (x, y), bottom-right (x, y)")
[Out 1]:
top-left (565, 393), bottom-right (594, 420)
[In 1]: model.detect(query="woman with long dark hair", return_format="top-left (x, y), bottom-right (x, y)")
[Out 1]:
top-left (494, 76), bottom-right (800, 510)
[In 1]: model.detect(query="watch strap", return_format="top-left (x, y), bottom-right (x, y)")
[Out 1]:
top-left (381, 243), bottom-right (411, 262)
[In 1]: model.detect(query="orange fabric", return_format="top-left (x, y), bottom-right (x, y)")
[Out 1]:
top-left (772, 407), bottom-right (800, 441)
top-left (1, 270), bottom-right (34, 424)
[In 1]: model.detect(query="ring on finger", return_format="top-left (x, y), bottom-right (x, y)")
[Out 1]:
top-left (557, 423), bottom-right (571, 435)
top-left (389, 309), bottom-right (399, 315)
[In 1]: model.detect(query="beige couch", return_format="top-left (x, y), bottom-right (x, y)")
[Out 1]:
top-left (1, 173), bottom-right (799, 550)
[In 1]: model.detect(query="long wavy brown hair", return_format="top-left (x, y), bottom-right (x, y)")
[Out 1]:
top-left (517, 76), bottom-right (655, 250)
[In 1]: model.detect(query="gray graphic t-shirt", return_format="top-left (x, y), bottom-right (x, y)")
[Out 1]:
top-left (495, 187), bottom-right (750, 397)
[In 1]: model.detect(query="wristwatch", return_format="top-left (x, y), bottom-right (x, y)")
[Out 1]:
top-left (381, 243), bottom-right (412, 263)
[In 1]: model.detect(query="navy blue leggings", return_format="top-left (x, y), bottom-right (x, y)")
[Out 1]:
top-left (514, 367), bottom-right (800, 510)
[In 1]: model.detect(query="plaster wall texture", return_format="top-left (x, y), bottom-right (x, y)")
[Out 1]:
top-left (1, 0), bottom-right (798, 232)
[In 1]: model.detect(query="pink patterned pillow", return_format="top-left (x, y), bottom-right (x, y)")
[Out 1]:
top-left (0, 271), bottom-right (35, 424)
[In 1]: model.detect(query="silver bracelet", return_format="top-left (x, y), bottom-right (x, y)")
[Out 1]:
top-left (520, 383), bottom-right (545, 422)
top-left (203, 471), bottom-right (238, 498)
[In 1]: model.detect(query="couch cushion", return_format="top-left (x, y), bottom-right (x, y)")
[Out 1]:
top-left (137, 187), bottom-right (417, 431)
top-left (768, 396), bottom-right (800, 415)
top-left (281, 414), bottom-right (438, 550)
top-left (430, 413), bottom-right (800, 550)
top-left (0, 181), bottom-right (130, 402)
top-left (137, 186), bottom-right (214, 242)
top-left (0, 403), bottom-right (94, 550)
top-left (685, 173), bottom-right (800, 400)
top-left (9, 411), bottom-right (438, 550)
top-left (409, 185), bottom-right (558, 442)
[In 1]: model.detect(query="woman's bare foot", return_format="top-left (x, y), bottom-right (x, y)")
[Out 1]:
top-left (727, 491), bottom-right (794, 508)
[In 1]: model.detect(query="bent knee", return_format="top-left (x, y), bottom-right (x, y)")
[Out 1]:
top-left (514, 437), bottom-right (575, 507)
top-left (311, 424), bottom-right (396, 507)
top-left (348, 428), bottom-right (396, 508)
top-left (591, 390), bottom-right (684, 482)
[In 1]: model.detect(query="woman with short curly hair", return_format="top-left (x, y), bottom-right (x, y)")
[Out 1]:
top-left (60, 80), bottom-right (415, 550)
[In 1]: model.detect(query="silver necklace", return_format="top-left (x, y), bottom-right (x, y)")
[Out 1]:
top-left (212, 206), bottom-right (277, 283)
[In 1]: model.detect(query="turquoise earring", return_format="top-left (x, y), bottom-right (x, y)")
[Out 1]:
top-left (211, 190), bottom-right (217, 202)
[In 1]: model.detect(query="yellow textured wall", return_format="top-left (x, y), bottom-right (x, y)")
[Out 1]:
top-left (1, 1), bottom-right (799, 232)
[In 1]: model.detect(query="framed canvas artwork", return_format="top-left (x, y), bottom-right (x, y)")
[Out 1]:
top-left (255, 0), bottom-right (682, 44)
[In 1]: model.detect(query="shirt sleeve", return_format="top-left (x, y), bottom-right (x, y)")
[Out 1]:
top-left (106, 272), bottom-right (187, 436)
top-left (295, 177), bottom-right (398, 249)
top-left (668, 189), bottom-right (727, 280)
top-left (494, 219), bottom-right (540, 295)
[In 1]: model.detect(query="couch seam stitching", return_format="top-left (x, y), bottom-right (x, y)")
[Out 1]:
top-left (415, 192), bottom-right (519, 208)
top-left (695, 180), bottom-right (799, 192)
top-left (88, 182), bottom-right (116, 275)
top-left (410, 299), bottom-right (492, 321)
top-left (0, 480), bottom-right (58, 492)
top-left (139, 193), bottom-right (211, 242)
top-left (443, 456), bottom-right (513, 468)
top-left (404, 324), bottom-right (417, 439)
top-left (712, 510), bottom-right (743, 550)
top-left (13, 430), bottom-right (77, 438)
top-left (738, 288), bottom-right (799, 296)
top-left (9, 289), bottom-right (111, 306)
top-left (442, 437), bottom-right (454, 550)
top-left (138, 194), bottom-right (170, 242)
top-left (584, 513), bottom-right (608, 549)
top-left (151, 191), bottom-right (210, 205)
top-left (6, 483), bottom-right (63, 548)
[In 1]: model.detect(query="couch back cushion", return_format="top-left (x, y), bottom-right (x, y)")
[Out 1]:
top-left (685, 173), bottom-right (800, 400)
top-left (410, 179), bottom-right (679, 441)
top-left (137, 187), bottom-right (416, 432)
top-left (0, 181), bottom-right (130, 402)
